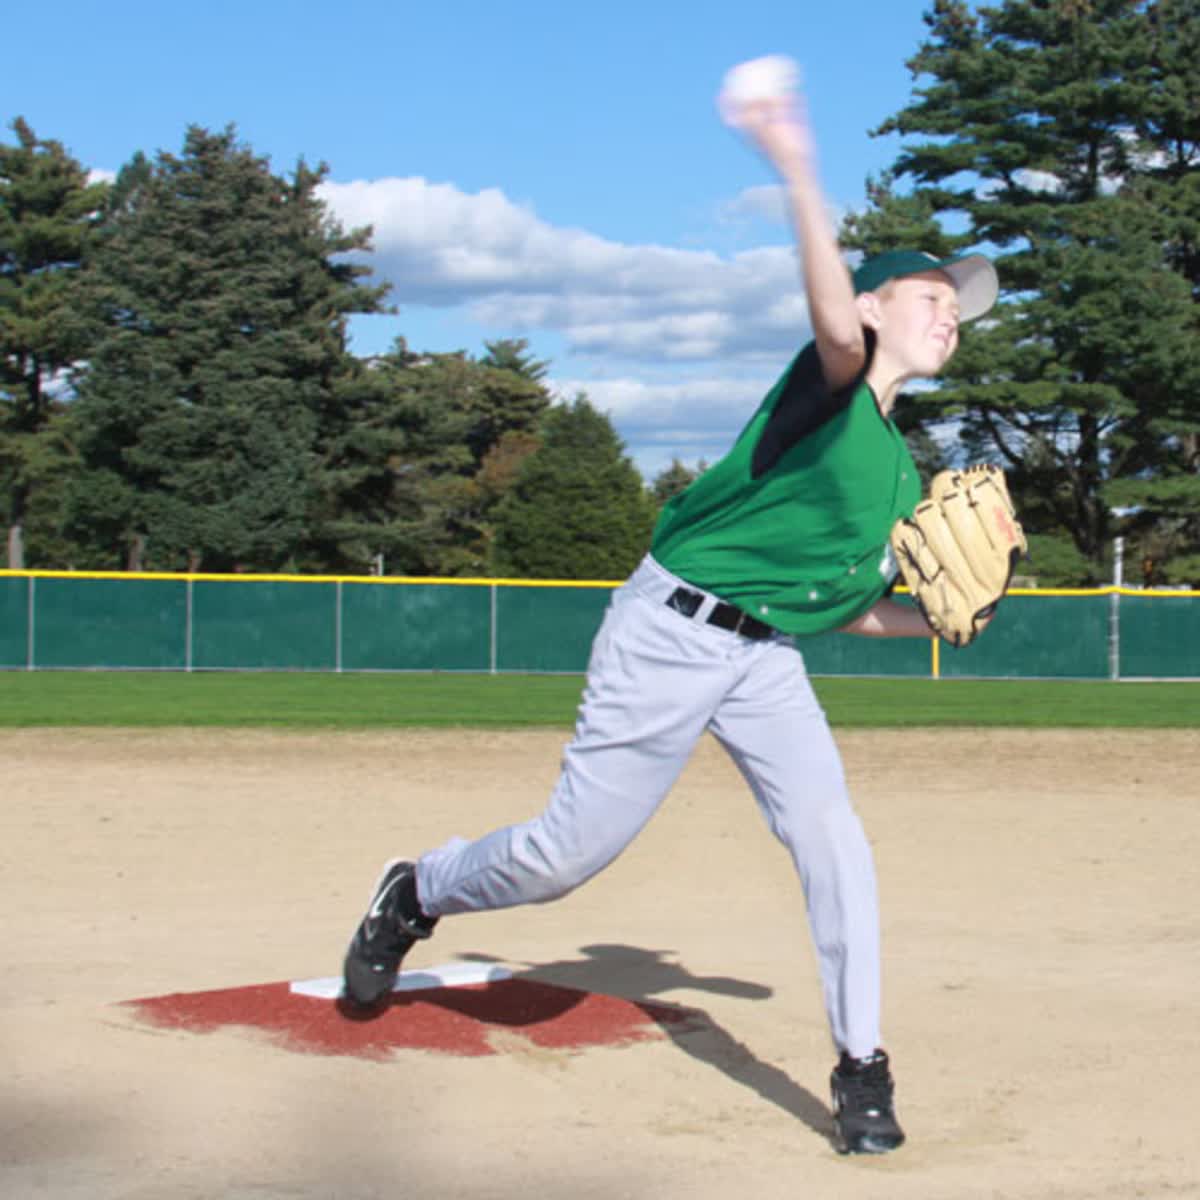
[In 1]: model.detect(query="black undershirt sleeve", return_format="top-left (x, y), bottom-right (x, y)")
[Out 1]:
top-left (750, 328), bottom-right (876, 480)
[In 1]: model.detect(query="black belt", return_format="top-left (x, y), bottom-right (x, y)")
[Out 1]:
top-left (665, 586), bottom-right (776, 641)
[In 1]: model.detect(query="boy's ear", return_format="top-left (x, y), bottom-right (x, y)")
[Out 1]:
top-left (856, 291), bottom-right (883, 330)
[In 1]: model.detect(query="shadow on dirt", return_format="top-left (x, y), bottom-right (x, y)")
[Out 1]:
top-left (464, 942), bottom-right (836, 1148)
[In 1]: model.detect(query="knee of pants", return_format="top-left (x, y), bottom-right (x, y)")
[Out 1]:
top-left (775, 794), bottom-right (868, 863)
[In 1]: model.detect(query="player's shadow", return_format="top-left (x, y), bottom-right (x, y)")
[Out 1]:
top-left (462, 943), bottom-right (836, 1147)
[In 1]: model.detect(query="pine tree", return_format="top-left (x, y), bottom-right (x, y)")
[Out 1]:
top-left (0, 118), bottom-right (107, 567)
top-left (651, 458), bottom-right (699, 505)
top-left (66, 126), bottom-right (387, 571)
top-left (847, 0), bottom-right (1200, 583)
top-left (308, 335), bottom-right (557, 577)
top-left (491, 395), bottom-right (657, 579)
top-left (465, 353), bottom-right (551, 468)
top-left (310, 342), bottom-right (475, 575)
top-left (479, 337), bottom-right (549, 382)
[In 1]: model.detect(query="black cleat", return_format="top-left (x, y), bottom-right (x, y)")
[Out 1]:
top-left (830, 1049), bottom-right (906, 1154)
top-left (342, 859), bottom-right (438, 1008)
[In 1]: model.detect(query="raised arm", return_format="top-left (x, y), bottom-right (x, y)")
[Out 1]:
top-left (720, 60), bottom-right (865, 391)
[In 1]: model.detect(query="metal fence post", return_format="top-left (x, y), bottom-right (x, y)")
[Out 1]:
top-left (26, 576), bottom-right (35, 671)
top-left (335, 581), bottom-right (343, 674)
top-left (185, 577), bottom-right (194, 673)
top-left (490, 584), bottom-right (498, 675)
top-left (1109, 536), bottom-right (1124, 681)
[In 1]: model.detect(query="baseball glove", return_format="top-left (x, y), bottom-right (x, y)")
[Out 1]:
top-left (890, 464), bottom-right (1027, 648)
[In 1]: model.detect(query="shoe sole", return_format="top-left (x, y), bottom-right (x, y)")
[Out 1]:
top-left (832, 1110), bottom-right (906, 1155)
top-left (835, 1131), bottom-right (906, 1155)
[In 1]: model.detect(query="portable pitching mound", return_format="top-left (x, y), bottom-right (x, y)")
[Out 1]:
top-left (123, 962), bottom-right (705, 1059)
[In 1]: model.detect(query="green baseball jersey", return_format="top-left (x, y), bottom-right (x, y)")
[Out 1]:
top-left (650, 334), bottom-right (921, 636)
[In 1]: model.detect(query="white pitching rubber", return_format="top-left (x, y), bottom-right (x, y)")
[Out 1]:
top-left (291, 962), bottom-right (514, 1000)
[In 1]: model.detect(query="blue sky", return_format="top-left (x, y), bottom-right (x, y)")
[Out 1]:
top-left (4, 1), bottom-right (953, 478)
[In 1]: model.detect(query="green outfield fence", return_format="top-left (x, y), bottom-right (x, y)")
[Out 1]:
top-left (1, 570), bottom-right (1198, 680)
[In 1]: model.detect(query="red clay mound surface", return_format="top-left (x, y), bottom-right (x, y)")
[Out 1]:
top-left (124, 977), bottom-right (707, 1060)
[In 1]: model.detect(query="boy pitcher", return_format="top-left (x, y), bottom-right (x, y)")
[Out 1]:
top-left (341, 61), bottom-right (998, 1155)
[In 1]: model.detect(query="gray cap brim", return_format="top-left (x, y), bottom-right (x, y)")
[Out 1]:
top-left (941, 254), bottom-right (999, 323)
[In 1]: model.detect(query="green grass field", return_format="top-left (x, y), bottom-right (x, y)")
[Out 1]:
top-left (0, 670), bottom-right (1194, 729)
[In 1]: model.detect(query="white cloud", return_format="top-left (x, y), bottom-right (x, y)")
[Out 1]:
top-left (998, 164), bottom-right (1122, 198)
top-left (318, 176), bottom-right (819, 476)
top-left (319, 177), bottom-right (809, 365)
top-left (547, 369), bottom-right (783, 478)
top-left (550, 372), bottom-right (770, 428)
top-left (717, 183), bottom-right (789, 226)
top-left (1013, 168), bottom-right (1063, 194)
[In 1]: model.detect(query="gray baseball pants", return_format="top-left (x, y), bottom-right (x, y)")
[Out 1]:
top-left (415, 553), bottom-right (883, 1057)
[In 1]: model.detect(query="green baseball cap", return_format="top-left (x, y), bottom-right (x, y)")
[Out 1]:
top-left (852, 249), bottom-right (999, 322)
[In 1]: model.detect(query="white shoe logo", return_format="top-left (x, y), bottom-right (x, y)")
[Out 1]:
top-left (368, 873), bottom-right (403, 920)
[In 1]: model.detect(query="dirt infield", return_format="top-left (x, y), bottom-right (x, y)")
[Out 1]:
top-left (2, 725), bottom-right (1198, 1199)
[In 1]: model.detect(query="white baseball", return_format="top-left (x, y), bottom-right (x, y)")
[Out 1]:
top-left (717, 55), bottom-right (800, 126)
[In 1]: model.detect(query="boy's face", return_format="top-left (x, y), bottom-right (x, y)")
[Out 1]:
top-left (866, 269), bottom-right (962, 377)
